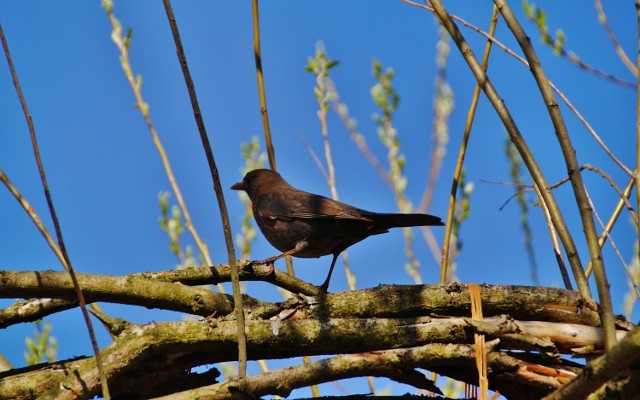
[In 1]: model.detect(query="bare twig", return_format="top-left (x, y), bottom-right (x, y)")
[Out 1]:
top-left (534, 183), bottom-right (573, 289)
top-left (0, 22), bottom-right (110, 399)
top-left (403, 0), bottom-right (633, 179)
top-left (441, 7), bottom-right (498, 283)
top-left (469, 284), bottom-right (488, 399)
top-left (305, 45), bottom-right (357, 290)
top-left (523, 1), bottom-right (635, 88)
top-left (494, 1), bottom-right (617, 349)
top-left (594, 0), bottom-right (638, 76)
top-left (586, 190), bottom-right (640, 299)
top-left (161, 0), bottom-right (246, 378)
top-left (580, 164), bottom-right (637, 224)
top-left (252, 0), bottom-right (276, 170)
top-left (425, 0), bottom-right (591, 301)
top-left (585, 175), bottom-right (636, 277)
top-left (103, 2), bottom-right (213, 269)
top-left (550, 80), bottom-right (633, 178)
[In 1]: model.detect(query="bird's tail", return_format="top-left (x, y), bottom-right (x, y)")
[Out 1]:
top-left (366, 212), bottom-right (444, 229)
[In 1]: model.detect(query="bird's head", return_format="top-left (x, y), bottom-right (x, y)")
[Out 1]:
top-left (231, 169), bottom-right (285, 198)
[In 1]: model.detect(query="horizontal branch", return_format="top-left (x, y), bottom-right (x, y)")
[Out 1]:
top-left (1, 265), bottom-right (616, 329)
top-left (542, 325), bottom-right (640, 400)
top-left (1, 312), bottom-right (631, 399)
top-left (1, 266), bottom-right (634, 398)
top-left (155, 343), bottom-right (575, 400)
top-left (0, 269), bottom-right (283, 324)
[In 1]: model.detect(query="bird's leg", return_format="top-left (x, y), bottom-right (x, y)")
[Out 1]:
top-left (252, 240), bottom-right (308, 266)
top-left (319, 252), bottom-right (339, 292)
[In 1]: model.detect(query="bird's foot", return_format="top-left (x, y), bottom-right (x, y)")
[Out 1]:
top-left (250, 242), bottom-right (308, 267)
top-left (317, 279), bottom-right (330, 293)
top-left (250, 256), bottom-right (279, 266)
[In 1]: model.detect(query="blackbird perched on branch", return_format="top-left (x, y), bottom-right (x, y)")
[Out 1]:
top-left (231, 169), bottom-right (444, 290)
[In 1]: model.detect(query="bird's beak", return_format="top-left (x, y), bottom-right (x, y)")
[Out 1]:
top-left (231, 181), bottom-right (244, 191)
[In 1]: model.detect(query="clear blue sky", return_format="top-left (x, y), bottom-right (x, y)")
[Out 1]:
top-left (0, 1), bottom-right (637, 396)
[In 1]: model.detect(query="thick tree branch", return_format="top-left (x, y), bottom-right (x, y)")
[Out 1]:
top-left (0, 310), bottom-right (631, 399)
top-left (542, 325), bottom-right (640, 400)
top-left (1, 267), bottom-right (612, 328)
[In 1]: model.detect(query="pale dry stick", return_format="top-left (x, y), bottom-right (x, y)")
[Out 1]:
top-left (252, 0), bottom-right (276, 171)
top-left (595, 0), bottom-right (638, 76)
top-left (425, 0), bottom-right (591, 299)
top-left (0, 24), bottom-right (110, 399)
top-left (161, 0), bottom-right (246, 377)
top-left (104, 2), bottom-right (213, 272)
top-left (586, 190), bottom-right (640, 299)
top-left (441, 6), bottom-right (499, 284)
top-left (403, 0), bottom-right (634, 179)
top-left (496, 0), bottom-right (614, 349)
top-left (469, 284), bottom-right (488, 400)
top-left (542, 325), bottom-right (640, 400)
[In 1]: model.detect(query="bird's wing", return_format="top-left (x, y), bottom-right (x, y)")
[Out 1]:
top-left (258, 189), bottom-right (373, 222)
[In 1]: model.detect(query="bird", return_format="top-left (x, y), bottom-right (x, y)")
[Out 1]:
top-left (231, 169), bottom-right (444, 291)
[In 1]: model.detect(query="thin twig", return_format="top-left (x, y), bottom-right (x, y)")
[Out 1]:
top-left (586, 189), bottom-right (640, 299)
top-left (594, 0), bottom-right (638, 76)
top-left (494, 0), bottom-right (617, 349)
top-left (581, 164), bottom-right (637, 224)
top-left (306, 45), bottom-right (356, 290)
top-left (161, 0), bottom-right (246, 378)
top-left (441, 7), bottom-right (498, 284)
top-left (495, 0), bottom-right (618, 349)
top-left (402, 0), bottom-right (633, 179)
top-left (0, 23), bottom-right (110, 399)
top-left (550, 80), bottom-right (633, 178)
top-left (534, 183), bottom-right (573, 289)
top-left (469, 284), bottom-right (488, 400)
top-left (426, 0), bottom-right (591, 300)
top-left (252, 0), bottom-right (276, 170)
top-left (525, 7), bottom-right (635, 89)
top-left (585, 175), bottom-right (636, 278)
top-left (103, 2), bottom-right (214, 270)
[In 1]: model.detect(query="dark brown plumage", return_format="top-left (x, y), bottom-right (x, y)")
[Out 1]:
top-left (231, 169), bottom-right (444, 290)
